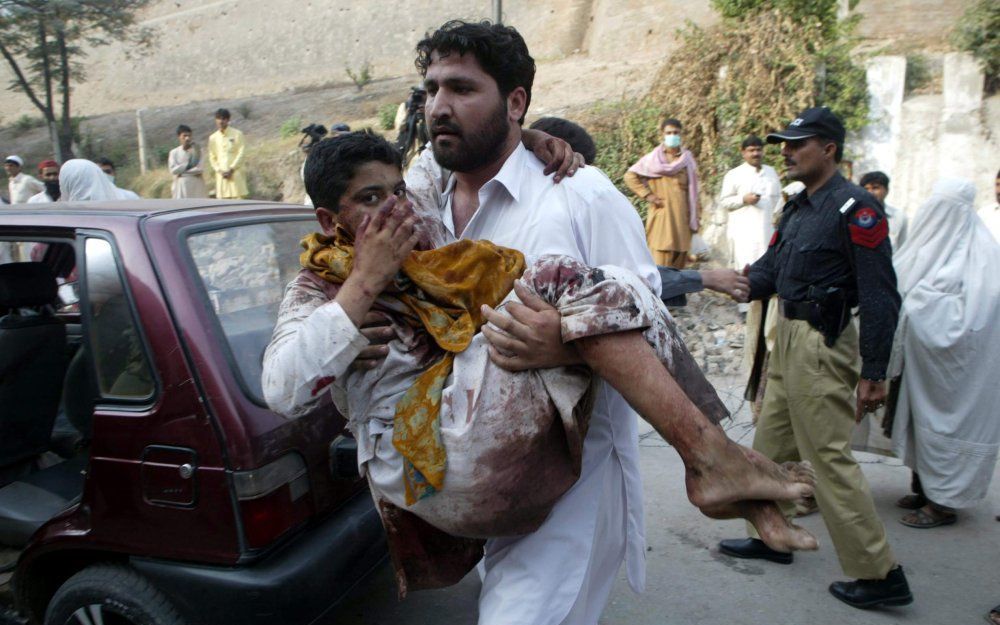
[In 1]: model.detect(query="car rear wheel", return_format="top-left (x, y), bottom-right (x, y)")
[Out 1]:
top-left (44, 564), bottom-right (186, 625)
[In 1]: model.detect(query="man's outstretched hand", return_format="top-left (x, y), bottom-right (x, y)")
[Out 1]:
top-left (480, 281), bottom-right (581, 371)
top-left (700, 269), bottom-right (751, 302)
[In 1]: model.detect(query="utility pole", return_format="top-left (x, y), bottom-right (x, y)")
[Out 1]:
top-left (136, 108), bottom-right (150, 174)
top-left (492, 0), bottom-right (502, 23)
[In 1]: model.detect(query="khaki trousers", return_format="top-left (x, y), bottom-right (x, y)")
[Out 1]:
top-left (747, 317), bottom-right (896, 579)
top-left (651, 249), bottom-right (687, 269)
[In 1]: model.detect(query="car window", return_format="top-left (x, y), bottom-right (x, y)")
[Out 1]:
top-left (0, 239), bottom-right (79, 315)
top-left (186, 219), bottom-right (316, 404)
top-left (84, 237), bottom-right (155, 400)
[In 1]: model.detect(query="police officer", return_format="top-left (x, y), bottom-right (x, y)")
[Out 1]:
top-left (719, 107), bottom-right (913, 609)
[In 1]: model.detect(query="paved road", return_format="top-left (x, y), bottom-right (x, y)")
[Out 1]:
top-left (335, 376), bottom-right (1000, 625)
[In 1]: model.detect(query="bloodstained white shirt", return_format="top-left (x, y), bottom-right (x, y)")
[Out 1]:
top-left (439, 144), bottom-right (659, 623)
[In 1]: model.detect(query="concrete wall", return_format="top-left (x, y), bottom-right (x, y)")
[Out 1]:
top-left (0, 0), bottom-right (974, 120)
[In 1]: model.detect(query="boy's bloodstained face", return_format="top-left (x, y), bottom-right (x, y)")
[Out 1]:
top-left (316, 161), bottom-right (407, 238)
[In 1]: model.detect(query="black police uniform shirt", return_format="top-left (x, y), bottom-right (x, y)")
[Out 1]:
top-left (747, 171), bottom-right (901, 381)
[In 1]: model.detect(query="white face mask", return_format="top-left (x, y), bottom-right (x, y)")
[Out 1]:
top-left (105, 173), bottom-right (115, 185)
top-left (663, 134), bottom-right (682, 149)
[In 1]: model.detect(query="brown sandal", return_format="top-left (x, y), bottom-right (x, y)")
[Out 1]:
top-left (896, 494), bottom-right (927, 510)
top-left (900, 506), bottom-right (956, 528)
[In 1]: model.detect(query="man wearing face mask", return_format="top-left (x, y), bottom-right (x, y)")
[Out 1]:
top-left (718, 107), bottom-right (912, 610)
top-left (97, 158), bottom-right (140, 200)
top-left (624, 118), bottom-right (702, 268)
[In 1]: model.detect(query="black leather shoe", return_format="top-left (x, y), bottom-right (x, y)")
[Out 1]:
top-left (718, 538), bottom-right (793, 564)
top-left (828, 565), bottom-right (914, 609)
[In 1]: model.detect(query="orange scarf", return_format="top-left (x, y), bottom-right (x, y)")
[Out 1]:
top-left (301, 231), bottom-right (525, 504)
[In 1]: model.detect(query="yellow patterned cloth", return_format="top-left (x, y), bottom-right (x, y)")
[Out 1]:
top-left (300, 231), bottom-right (525, 504)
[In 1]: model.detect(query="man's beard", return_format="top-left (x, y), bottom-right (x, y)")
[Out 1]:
top-left (430, 99), bottom-right (510, 173)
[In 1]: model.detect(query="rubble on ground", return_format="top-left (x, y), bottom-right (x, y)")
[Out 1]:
top-left (669, 287), bottom-right (747, 378)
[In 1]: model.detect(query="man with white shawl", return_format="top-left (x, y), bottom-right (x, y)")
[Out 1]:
top-left (888, 178), bottom-right (1000, 527)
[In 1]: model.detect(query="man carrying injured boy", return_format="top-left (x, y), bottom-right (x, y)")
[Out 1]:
top-left (262, 130), bottom-right (818, 603)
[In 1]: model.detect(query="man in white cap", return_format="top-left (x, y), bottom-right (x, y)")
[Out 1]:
top-left (4, 155), bottom-right (44, 204)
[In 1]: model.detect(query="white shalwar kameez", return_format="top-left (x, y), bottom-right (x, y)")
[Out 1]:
top-left (889, 179), bottom-right (1000, 508)
top-left (168, 145), bottom-right (207, 199)
top-left (718, 162), bottom-right (780, 269)
top-left (7, 172), bottom-right (44, 205)
top-left (978, 202), bottom-right (1000, 243)
top-left (883, 203), bottom-right (908, 249)
top-left (27, 191), bottom-right (53, 203)
top-left (430, 144), bottom-right (659, 625)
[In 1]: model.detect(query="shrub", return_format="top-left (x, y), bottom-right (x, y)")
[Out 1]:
top-left (235, 101), bottom-right (253, 119)
top-left (13, 114), bottom-right (44, 133)
top-left (952, 0), bottom-right (1000, 93)
top-left (587, 99), bottom-right (663, 219)
top-left (904, 54), bottom-right (931, 94)
top-left (647, 8), bottom-right (868, 192)
top-left (377, 102), bottom-right (399, 130)
top-left (280, 115), bottom-right (303, 139)
top-left (346, 62), bottom-right (373, 91)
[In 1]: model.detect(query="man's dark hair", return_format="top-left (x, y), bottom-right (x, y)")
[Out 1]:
top-left (660, 118), bottom-right (683, 130)
top-left (97, 157), bottom-right (115, 170)
top-left (859, 170), bottom-right (890, 189)
top-left (176, 124), bottom-right (192, 135)
top-left (741, 135), bottom-right (764, 149)
top-left (304, 130), bottom-right (402, 212)
top-left (215, 108), bottom-right (231, 120)
top-left (995, 167), bottom-right (999, 179)
top-left (529, 117), bottom-right (597, 165)
top-left (415, 20), bottom-right (535, 124)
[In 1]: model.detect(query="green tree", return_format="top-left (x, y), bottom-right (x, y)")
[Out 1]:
top-left (951, 0), bottom-right (1000, 93)
top-left (710, 0), bottom-right (859, 35)
top-left (0, 0), bottom-right (157, 161)
top-left (647, 5), bottom-right (868, 190)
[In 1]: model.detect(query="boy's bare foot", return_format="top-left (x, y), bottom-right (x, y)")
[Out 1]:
top-left (684, 440), bottom-right (815, 510)
top-left (703, 499), bottom-right (819, 553)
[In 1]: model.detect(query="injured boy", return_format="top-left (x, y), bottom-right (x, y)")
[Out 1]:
top-left (262, 131), bottom-right (817, 592)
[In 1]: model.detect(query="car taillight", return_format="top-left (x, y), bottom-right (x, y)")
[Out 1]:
top-left (233, 453), bottom-right (313, 549)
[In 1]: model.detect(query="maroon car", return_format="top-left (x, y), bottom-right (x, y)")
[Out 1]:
top-left (0, 200), bottom-right (386, 625)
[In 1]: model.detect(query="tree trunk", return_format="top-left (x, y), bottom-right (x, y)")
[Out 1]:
top-left (37, 19), bottom-right (62, 162)
top-left (56, 28), bottom-right (75, 160)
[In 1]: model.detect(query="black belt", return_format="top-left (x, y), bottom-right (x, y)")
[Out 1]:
top-left (779, 299), bottom-right (814, 321)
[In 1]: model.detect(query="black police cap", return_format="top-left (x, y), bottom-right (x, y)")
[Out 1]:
top-left (766, 106), bottom-right (846, 145)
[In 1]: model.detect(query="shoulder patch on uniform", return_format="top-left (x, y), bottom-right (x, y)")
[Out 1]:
top-left (848, 206), bottom-right (888, 248)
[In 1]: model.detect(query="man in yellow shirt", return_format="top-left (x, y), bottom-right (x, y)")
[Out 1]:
top-left (208, 108), bottom-right (248, 199)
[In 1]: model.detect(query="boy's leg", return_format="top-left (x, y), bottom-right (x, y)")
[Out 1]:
top-left (574, 330), bottom-right (816, 552)
top-left (517, 257), bottom-right (817, 551)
